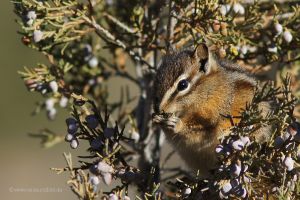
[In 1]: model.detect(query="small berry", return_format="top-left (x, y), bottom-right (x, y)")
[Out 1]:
top-left (184, 187), bottom-right (192, 195)
top-left (230, 164), bottom-right (241, 177)
top-left (284, 157), bottom-right (294, 171)
top-left (104, 128), bottom-right (114, 138)
top-left (47, 107), bottom-right (57, 120)
top-left (240, 136), bottom-right (250, 146)
top-left (220, 4), bottom-right (230, 16)
top-left (222, 182), bottom-right (232, 194)
top-left (86, 115), bottom-right (99, 129)
top-left (59, 96), bottom-right (68, 108)
top-left (274, 136), bottom-right (284, 148)
top-left (283, 30), bottom-right (293, 43)
top-left (89, 176), bottom-right (100, 185)
top-left (240, 45), bottom-right (248, 55)
top-left (26, 19), bottom-right (34, 26)
top-left (108, 193), bottom-right (118, 200)
top-left (102, 172), bottom-right (112, 185)
top-left (90, 138), bottom-right (102, 149)
top-left (27, 11), bottom-right (37, 20)
top-left (235, 187), bottom-right (247, 198)
top-left (233, 3), bottom-right (245, 15)
top-left (88, 56), bottom-right (99, 68)
top-left (66, 117), bottom-right (77, 125)
top-left (70, 139), bottom-right (79, 149)
top-left (45, 98), bottom-right (55, 111)
top-left (130, 130), bottom-right (140, 142)
top-left (267, 46), bottom-right (277, 53)
top-left (33, 30), bottom-right (43, 43)
top-left (215, 144), bottom-right (224, 153)
top-left (124, 196), bottom-right (130, 200)
top-left (274, 23), bottom-right (283, 34)
top-left (65, 133), bottom-right (74, 142)
top-left (97, 161), bottom-right (114, 173)
top-left (49, 80), bottom-right (58, 93)
top-left (232, 140), bottom-right (244, 151)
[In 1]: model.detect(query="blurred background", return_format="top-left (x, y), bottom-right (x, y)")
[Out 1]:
top-left (0, 1), bottom-right (74, 199)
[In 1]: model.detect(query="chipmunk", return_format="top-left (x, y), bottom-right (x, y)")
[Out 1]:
top-left (152, 43), bottom-right (270, 176)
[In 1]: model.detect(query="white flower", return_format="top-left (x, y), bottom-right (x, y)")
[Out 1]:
top-left (283, 30), bottom-right (293, 43)
top-left (233, 3), bottom-right (245, 15)
top-left (49, 80), bottom-right (58, 93)
top-left (70, 139), bottom-right (79, 149)
top-left (240, 136), bottom-right (250, 146)
top-left (59, 96), bottom-right (68, 108)
top-left (88, 56), bottom-right (98, 68)
top-left (33, 30), bottom-right (43, 43)
top-left (274, 23), bottom-right (283, 34)
top-left (27, 11), bottom-right (37, 20)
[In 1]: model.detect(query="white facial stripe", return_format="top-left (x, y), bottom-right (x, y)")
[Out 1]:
top-left (159, 70), bottom-right (202, 111)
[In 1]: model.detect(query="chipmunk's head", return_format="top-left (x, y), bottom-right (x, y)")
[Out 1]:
top-left (153, 43), bottom-right (219, 116)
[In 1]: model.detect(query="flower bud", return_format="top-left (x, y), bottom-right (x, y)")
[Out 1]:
top-left (108, 193), bottom-right (118, 200)
top-left (220, 4), bottom-right (231, 16)
top-left (47, 107), bottom-right (57, 120)
top-left (45, 98), bottom-right (55, 111)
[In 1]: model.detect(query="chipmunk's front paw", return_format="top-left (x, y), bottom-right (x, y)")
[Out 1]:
top-left (152, 114), bottom-right (182, 133)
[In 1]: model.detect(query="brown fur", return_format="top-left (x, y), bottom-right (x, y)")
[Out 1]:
top-left (153, 44), bottom-right (270, 176)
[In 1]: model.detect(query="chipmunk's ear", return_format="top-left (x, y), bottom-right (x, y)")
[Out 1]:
top-left (193, 43), bottom-right (218, 74)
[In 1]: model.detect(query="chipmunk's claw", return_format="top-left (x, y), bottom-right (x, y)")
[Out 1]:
top-left (152, 114), bottom-right (181, 132)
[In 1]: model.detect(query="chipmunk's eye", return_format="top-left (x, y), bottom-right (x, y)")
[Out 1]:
top-left (177, 79), bottom-right (189, 91)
